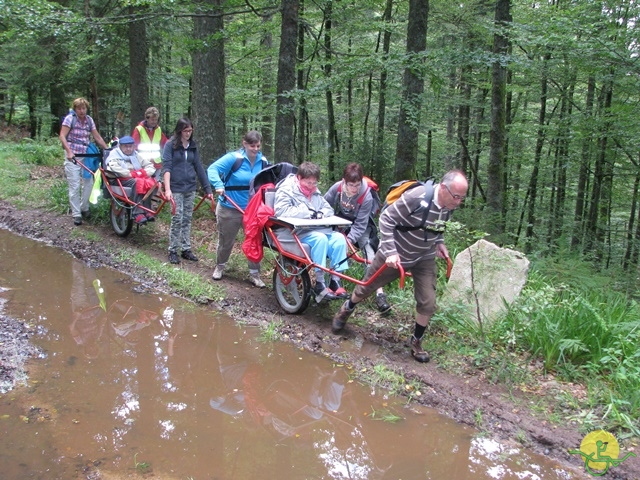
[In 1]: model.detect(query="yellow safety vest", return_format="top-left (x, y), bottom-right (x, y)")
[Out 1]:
top-left (136, 125), bottom-right (162, 165)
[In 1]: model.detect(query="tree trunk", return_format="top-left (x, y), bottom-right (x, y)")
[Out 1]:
top-left (394, 0), bottom-right (429, 181)
top-left (373, 0), bottom-right (393, 183)
top-left (275, 0), bottom-right (299, 166)
top-left (129, 7), bottom-right (148, 132)
top-left (457, 65), bottom-right (471, 174)
top-left (487, 0), bottom-right (511, 237)
top-left (296, 0), bottom-right (307, 165)
top-left (571, 76), bottom-right (595, 249)
top-left (192, 0), bottom-right (226, 166)
top-left (585, 76), bottom-right (613, 265)
top-left (550, 72), bottom-right (575, 249)
top-left (27, 86), bottom-right (37, 139)
top-left (324, 0), bottom-right (338, 181)
top-left (524, 52), bottom-right (550, 253)
top-left (623, 168), bottom-right (640, 270)
top-left (260, 16), bottom-right (274, 160)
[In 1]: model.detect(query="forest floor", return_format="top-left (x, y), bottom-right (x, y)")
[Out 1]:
top-left (0, 169), bottom-right (638, 479)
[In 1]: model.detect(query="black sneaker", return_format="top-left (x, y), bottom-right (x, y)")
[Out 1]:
top-left (168, 251), bottom-right (180, 264)
top-left (73, 217), bottom-right (82, 226)
top-left (313, 282), bottom-right (337, 303)
top-left (181, 250), bottom-right (198, 262)
top-left (375, 293), bottom-right (391, 314)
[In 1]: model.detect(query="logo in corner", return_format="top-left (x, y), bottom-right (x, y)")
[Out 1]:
top-left (569, 430), bottom-right (636, 476)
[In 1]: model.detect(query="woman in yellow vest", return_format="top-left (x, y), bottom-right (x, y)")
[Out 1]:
top-left (132, 107), bottom-right (168, 179)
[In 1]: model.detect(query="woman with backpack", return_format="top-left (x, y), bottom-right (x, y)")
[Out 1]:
top-left (59, 97), bottom-right (109, 226)
top-left (207, 131), bottom-right (268, 288)
top-left (324, 163), bottom-right (391, 313)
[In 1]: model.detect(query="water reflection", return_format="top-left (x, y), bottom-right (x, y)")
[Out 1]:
top-left (0, 229), bottom-right (585, 479)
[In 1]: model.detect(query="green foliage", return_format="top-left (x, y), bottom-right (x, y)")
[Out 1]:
top-left (258, 318), bottom-right (283, 342)
top-left (48, 180), bottom-right (70, 214)
top-left (13, 139), bottom-right (60, 166)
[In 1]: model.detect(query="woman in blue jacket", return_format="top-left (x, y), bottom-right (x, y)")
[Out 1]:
top-left (208, 131), bottom-right (268, 288)
top-left (162, 118), bottom-right (213, 265)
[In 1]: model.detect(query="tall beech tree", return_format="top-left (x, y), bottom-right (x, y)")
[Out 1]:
top-left (192, 0), bottom-right (226, 165)
top-left (275, 0), bottom-right (299, 165)
top-left (129, 6), bottom-right (148, 131)
top-left (394, 0), bottom-right (429, 181)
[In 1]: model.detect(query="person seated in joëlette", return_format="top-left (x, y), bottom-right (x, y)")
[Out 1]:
top-left (273, 161), bottom-right (350, 303)
top-left (105, 136), bottom-right (156, 225)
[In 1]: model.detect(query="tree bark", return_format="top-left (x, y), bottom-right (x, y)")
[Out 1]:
top-left (623, 168), bottom-right (640, 270)
top-left (192, 0), bottom-right (226, 166)
top-left (487, 0), bottom-right (511, 236)
top-left (260, 16), bottom-right (274, 160)
top-left (394, 0), bottom-right (429, 181)
top-left (129, 7), bottom-right (148, 132)
top-left (373, 0), bottom-right (393, 183)
top-left (324, 0), bottom-right (338, 181)
top-left (275, 0), bottom-right (299, 166)
top-left (571, 76), bottom-right (595, 249)
top-left (524, 52), bottom-right (550, 253)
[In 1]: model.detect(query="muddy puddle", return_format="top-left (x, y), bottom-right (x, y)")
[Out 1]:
top-left (0, 229), bottom-right (584, 479)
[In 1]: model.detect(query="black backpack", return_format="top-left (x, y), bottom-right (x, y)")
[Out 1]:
top-left (248, 162), bottom-right (298, 198)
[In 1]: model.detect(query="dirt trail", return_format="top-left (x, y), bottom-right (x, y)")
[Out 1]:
top-left (0, 199), bottom-right (638, 480)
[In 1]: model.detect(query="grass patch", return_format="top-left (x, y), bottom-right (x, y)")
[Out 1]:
top-left (258, 318), bottom-right (283, 342)
top-left (127, 251), bottom-right (222, 303)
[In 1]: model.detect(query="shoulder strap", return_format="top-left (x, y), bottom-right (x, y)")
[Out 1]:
top-left (225, 155), bottom-right (268, 191)
top-left (356, 186), bottom-right (370, 206)
top-left (395, 180), bottom-right (439, 234)
top-left (64, 113), bottom-right (77, 139)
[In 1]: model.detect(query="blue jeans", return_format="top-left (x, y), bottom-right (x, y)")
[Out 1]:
top-left (300, 231), bottom-right (348, 283)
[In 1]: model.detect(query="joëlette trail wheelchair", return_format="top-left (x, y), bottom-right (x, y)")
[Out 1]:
top-left (74, 146), bottom-right (212, 237)
top-left (224, 163), bottom-right (406, 315)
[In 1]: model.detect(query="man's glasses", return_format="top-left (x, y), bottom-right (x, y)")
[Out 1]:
top-left (443, 183), bottom-right (466, 201)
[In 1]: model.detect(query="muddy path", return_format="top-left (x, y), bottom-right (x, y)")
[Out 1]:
top-left (0, 198), bottom-right (638, 480)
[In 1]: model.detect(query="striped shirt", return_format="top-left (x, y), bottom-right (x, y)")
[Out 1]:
top-left (378, 184), bottom-right (451, 266)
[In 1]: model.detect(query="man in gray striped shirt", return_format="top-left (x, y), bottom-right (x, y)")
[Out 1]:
top-left (331, 170), bottom-right (468, 363)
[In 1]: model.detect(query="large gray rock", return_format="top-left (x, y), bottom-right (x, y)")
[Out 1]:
top-left (442, 239), bottom-right (529, 325)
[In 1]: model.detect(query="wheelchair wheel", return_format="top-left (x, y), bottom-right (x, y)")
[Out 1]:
top-left (110, 200), bottom-right (133, 237)
top-left (272, 261), bottom-right (311, 314)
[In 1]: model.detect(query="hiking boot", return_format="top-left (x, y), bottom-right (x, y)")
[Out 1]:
top-left (145, 213), bottom-right (156, 222)
top-left (81, 210), bottom-right (91, 219)
top-left (409, 336), bottom-right (430, 363)
top-left (375, 293), bottom-right (391, 314)
top-left (73, 216), bottom-right (82, 226)
top-left (212, 265), bottom-right (225, 280)
top-left (135, 214), bottom-right (147, 225)
top-left (181, 250), bottom-right (198, 262)
top-left (168, 251), bottom-right (180, 264)
top-left (332, 300), bottom-right (355, 334)
top-left (314, 282), bottom-right (337, 303)
top-left (328, 279), bottom-right (349, 299)
top-left (249, 273), bottom-right (266, 288)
